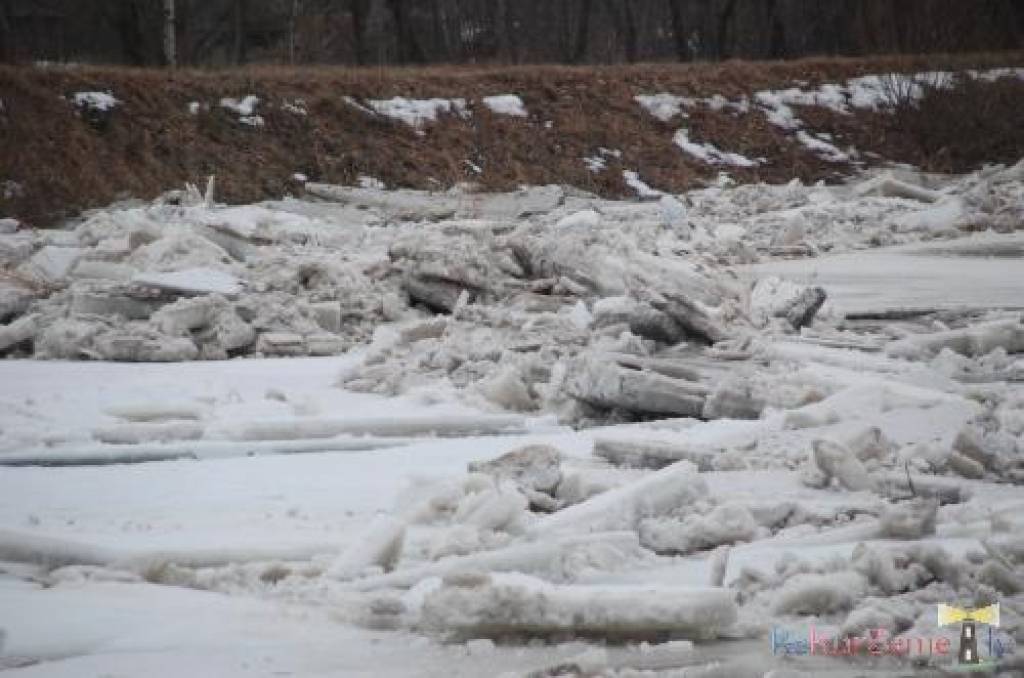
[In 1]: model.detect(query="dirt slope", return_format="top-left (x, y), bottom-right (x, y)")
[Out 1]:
top-left (1, 52), bottom-right (1022, 227)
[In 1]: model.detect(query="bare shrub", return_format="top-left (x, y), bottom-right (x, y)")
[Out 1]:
top-left (887, 72), bottom-right (1024, 173)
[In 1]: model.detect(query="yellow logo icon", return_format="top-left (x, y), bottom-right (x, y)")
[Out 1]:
top-left (938, 604), bottom-right (1001, 628)
top-left (937, 603), bottom-right (1000, 666)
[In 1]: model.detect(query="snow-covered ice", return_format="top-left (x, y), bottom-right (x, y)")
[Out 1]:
top-left (2, 146), bottom-right (1024, 675)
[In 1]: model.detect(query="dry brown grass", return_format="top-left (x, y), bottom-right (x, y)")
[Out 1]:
top-left (1, 51), bottom-right (1022, 227)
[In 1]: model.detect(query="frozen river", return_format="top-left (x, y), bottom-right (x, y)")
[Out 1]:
top-left (746, 232), bottom-right (1024, 315)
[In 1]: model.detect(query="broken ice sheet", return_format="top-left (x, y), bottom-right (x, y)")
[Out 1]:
top-left (1, 151), bottom-right (1024, 675)
top-left (132, 268), bottom-right (243, 295)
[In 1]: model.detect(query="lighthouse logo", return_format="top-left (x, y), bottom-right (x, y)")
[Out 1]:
top-left (937, 603), bottom-right (1000, 668)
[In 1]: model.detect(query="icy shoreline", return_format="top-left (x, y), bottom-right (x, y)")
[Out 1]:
top-left (2, 161), bottom-right (1024, 676)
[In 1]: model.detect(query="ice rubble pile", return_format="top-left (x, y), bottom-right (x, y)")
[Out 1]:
top-left (1, 161), bottom-right (1023, 421)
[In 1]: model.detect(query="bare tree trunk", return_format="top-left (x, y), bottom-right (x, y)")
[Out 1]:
top-left (603, 0), bottom-right (637, 62)
top-left (162, 0), bottom-right (176, 67)
top-left (387, 0), bottom-right (425, 64)
top-left (667, 0), bottom-right (688, 61)
top-left (716, 0), bottom-right (737, 59)
top-left (0, 3), bottom-right (11, 63)
top-left (351, 0), bottom-right (369, 65)
top-left (288, 0), bottom-right (300, 64)
top-left (232, 0), bottom-right (247, 65)
top-left (573, 0), bottom-right (592, 63)
top-left (620, 0), bottom-right (638, 62)
top-left (431, 0), bottom-right (450, 63)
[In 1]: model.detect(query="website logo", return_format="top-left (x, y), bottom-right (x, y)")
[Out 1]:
top-left (937, 603), bottom-right (999, 670)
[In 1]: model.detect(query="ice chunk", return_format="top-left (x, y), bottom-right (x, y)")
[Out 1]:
top-left (90, 333), bottom-right (200, 362)
top-left (532, 461), bottom-right (706, 536)
top-left (326, 515), bottom-right (406, 580)
top-left (556, 209), bottom-right (601, 230)
top-left (420, 573), bottom-right (737, 641)
top-left (811, 439), bottom-right (875, 492)
top-left (103, 402), bottom-right (204, 423)
top-left (843, 426), bottom-right (895, 462)
top-left (878, 498), bottom-right (938, 539)
top-left (887, 318), bottom-right (1024, 359)
top-left (468, 445), bottom-right (562, 495)
top-left (0, 314), bottom-right (37, 353)
top-left (771, 571), bottom-right (866, 615)
top-left (563, 355), bottom-right (706, 418)
top-left (18, 246), bottom-right (83, 284)
top-left (92, 421), bottom-right (204, 445)
top-left (454, 486), bottom-right (528, 533)
top-left (232, 414), bottom-right (526, 441)
top-left (853, 174), bottom-right (941, 202)
top-left (639, 504), bottom-right (758, 555)
top-left (346, 532), bottom-right (641, 591)
top-left (132, 268), bottom-right (243, 295)
top-left (478, 366), bottom-right (536, 412)
top-left (594, 438), bottom-right (714, 471)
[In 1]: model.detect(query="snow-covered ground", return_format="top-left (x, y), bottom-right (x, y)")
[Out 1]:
top-left (2, 156), bottom-right (1024, 675)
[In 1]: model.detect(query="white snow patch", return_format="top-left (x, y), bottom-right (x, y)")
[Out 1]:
top-left (220, 95), bottom-right (263, 127)
top-left (622, 170), bottom-right (663, 198)
top-left (357, 175), bottom-right (386, 190)
top-left (359, 97), bottom-right (469, 128)
top-left (796, 131), bottom-right (850, 163)
top-left (482, 94), bottom-right (527, 117)
top-left (71, 91), bottom-right (119, 112)
top-left (583, 156), bottom-right (607, 173)
top-left (282, 99), bottom-right (307, 116)
top-left (634, 93), bottom-right (690, 122)
top-left (673, 129), bottom-right (758, 167)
